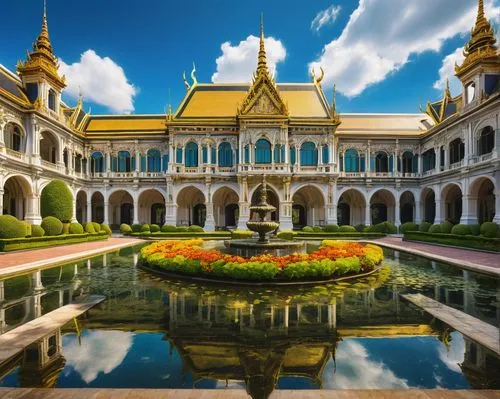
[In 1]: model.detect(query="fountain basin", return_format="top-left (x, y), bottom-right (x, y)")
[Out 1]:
top-left (224, 238), bottom-right (305, 257)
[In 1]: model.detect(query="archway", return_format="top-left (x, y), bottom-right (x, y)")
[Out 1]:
top-left (250, 184), bottom-right (279, 221)
top-left (91, 192), bottom-right (104, 223)
top-left (40, 131), bottom-right (58, 164)
top-left (76, 191), bottom-right (87, 224)
top-left (176, 186), bottom-right (205, 227)
top-left (370, 189), bottom-right (396, 224)
top-left (400, 191), bottom-right (415, 223)
top-left (108, 190), bottom-right (134, 227)
top-left (138, 189), bottom-right (165, 225)
top-left (292, 185), bottom-right (325, 227)
top-left (337, 189), bottom-right (366, 226)
top-left (421, 188), bottom-right (436, 224)
top-left (212, 187), bottom-right (239, 229)
top-left (2, 176), bottom-right (31, 219)
top-left (470, 177), bottom-right (495, 224)
top-left (441, 184), bottom-right (462, 224)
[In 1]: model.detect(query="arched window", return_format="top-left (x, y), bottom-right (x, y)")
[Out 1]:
top-left (375, 152), bottom-right (388, 173)
top-left (255, 139), bottom-right (271, 164)
top-left (176, 147), bottom-right (183, 164)
top-left (478, 126), bottom-right (495, 156)
top-left (147, 149), bottom-right (161, 172)
top-left (48, 89), bottom-right (56, 111)
top-left (185, 142), bottom-right (198, 167)
top-left (422, 149), bottom-right (436, 173)
top-left (449, 138), bottom-right (464, 164)
top-left (402, 151), bottom-right (417, 173)
top-left (117, 151), bottom-right (131, 172)
top-left (91, 151), bottom-right (104, 174)
top-left (300, 142), bottom-right (318, 166)
top-left (345, 149), bottom-right (359, 172)
top-left (5, 124), bottom-right (23, 152)
top-left (218, 142), bottom-right (233, 167)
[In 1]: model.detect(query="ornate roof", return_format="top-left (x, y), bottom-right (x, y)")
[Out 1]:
top-left (0, 65), bottom-right (30, 107)
top-left (84, 115), bottom-right (167, 138)
top-left (424, 80), bottom-right (462, 125)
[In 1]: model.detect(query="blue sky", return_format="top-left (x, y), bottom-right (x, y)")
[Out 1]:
top-left (1, 0), bottom-right (499, 115)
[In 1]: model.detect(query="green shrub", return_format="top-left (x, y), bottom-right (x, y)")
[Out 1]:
top-left (451, 224), bottom-right (471, 236)
top-left (0, 215), bottom-right (28, 239)
top-left (339, 225), bottom-right (356, 232)
top-left (161, 224), bottom-right (177, 232)
top-left (150, 224), bottom-right (161, 232)
top-left (92, 222), bottom-right (101, 232)
top-left (31, 225), bottom-right (45, 237)
top-left (24, 222), bottom-right (32, 238)
top-left (141, 224), bottom-right (150, 232)
top-left (84, 222), bottom-right (96, 234)
top-left (120, 223), bottom-right (132, 234)
top-left (176, 226), bottom-right (188, 232)
top-left (324, 224), bottom-right (339, 232)
top-left (277, 231), bottom-right (296, 241)
top-left (399, 222), bottom-right (419, 234)
top-left (131, 224), bottom-right (142, 233)
top-left (364, 225), bottom-right (376, 232)
top-left (40, 180), bottom-right (73, 222)
top-left (231, 230), bottom-right (254, 239)
top-left (429, 224), bottom-right (441, 233)
top-left (302, 226), bottom-right (314, 232)
top-left (312, 226), bottom-right (323, 232)
top-left (378, 222), bottom-right (397, 234)
top-left (469, 224), bottom-right (481, 236)
top-left (404, 231), bottom-right (500, 252)
top-left (0, 232), bottom-right (109, 252)
top-left (62, 223), bottom-right (70, 235)
top-left (355, 224), bottom-right (366, 232)
top-left (101, 223), bottom-right (112, 235)
top-left (480, 222), bottom-right (499, 238)
top-left (188, 225), bottom-right (205, 232)
top-left (419, 222), bottom-right (432, 232)
top-left (41, 216), bottom-right (63, 236)
top-left (69, 222), bottom-right (84, 234)
top-left (440, 221), bottom-right (454, 234)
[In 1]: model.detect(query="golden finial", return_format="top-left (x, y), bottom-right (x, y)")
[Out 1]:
top-left (444, 78), bottom-right (451, 98)
top-left (182, 71), bottom-right (191, 91)
top-left (77, 85), bottom-right (83, 106)
top-left (167, 88), bottom-right (173, 120)
top-left (311, 66), bottom-right (324, 85)
top-left (257, 13), bottom-right (268, 76)
top-left (191, 62), bottom-right (198, 86)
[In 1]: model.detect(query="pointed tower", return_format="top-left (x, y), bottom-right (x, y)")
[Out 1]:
top-left (17, 2), bottom-right (66, 114)
top-left (455, 0), bottom-right (499, 107)
top-left (238, 16), bottom-right (288, 118)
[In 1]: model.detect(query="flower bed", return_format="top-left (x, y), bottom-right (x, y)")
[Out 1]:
top-left (140, 239), bottom-right (384, 282)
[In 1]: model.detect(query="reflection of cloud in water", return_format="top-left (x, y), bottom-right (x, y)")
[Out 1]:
top-left (215, 380), bottom-right (246, 389)
top-left (437, 332), bottom-right (465, 373)
top-left (63, 331), bottom-right (134, 383)
top-left (323, 341), bottom-right (409, 388)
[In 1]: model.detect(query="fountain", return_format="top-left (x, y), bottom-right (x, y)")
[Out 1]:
top-left (225, 177), bottom-right (305, 257)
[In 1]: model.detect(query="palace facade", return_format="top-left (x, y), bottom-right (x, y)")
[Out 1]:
top-left (0, 1), bottom-right (499, 231)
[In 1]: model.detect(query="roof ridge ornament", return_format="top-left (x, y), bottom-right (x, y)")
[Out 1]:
top-left (182, 71), bottom-right (191, 91)
top-left (191, 62), bottom-right (198, 87)
top-left (311, 66), bottom-right (324, 85)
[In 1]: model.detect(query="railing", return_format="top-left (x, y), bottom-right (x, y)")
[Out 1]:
top-left (423, 169), bottom-right (434, 176)
top-left (449, 159), bottom-right (464, 170)
top-left (476, 152), bottom-right (494, 163)
top-left (41, 159), bottom-right (58, 171)
top-left (5, 148), bottom-right (25, 160)
top-left (339, 171), bottom-right (364, 177)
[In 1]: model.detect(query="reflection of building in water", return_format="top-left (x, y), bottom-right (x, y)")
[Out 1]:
top-left (460, 337), bottom-right (500, 389)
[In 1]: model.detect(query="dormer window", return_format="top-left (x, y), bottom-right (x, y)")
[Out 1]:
top-left (466, 82), bottom-right (475, 104)
top-left (48, 89), bottom-right (56, 111)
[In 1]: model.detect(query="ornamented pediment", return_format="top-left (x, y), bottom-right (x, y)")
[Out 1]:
top-left (241, 85), bottom-right (286, 116)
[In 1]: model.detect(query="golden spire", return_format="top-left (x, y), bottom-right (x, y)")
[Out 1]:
top-left (256, 14), bottom-right (269, 76)
top-left (35, 0), bottom-right (54, 56)
top-left (444, 78), bottom-right (451, 98)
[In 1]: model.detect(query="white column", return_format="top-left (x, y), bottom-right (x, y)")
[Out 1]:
top-left (133, 195), bottom-right (139, 224)
top-left (460, 195), bottom-right (478, 225)
top-left (365, 203), bottom-right (371, 226)
top-left (87, 198), bottom-right (92, 223)
top-left (104, 201), bottom-right (109, 225)
top-left (414, 200), bottom-right (421, 224)
top-left (435, 199), bottom-right (442, 223)
top-left (0, 190), bottom-right (3, 216)
top-left (135, 151), bottom-right (140, 174)
top-left (435, 147), bottom-right (440, 172)
top-left (71, 196), bottom-right (77, 222)
top-left (493, 189), bottom-right (500, 224)
top-left (395, 197), bottom-right (400, 227)
top-left (106, 152), bottom-right (111, 174)
top-left (417, 154), bottom-right (422, 176)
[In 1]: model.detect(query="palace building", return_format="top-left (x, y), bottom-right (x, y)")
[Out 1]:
top-left (0, 1), bottom-right (498, 231)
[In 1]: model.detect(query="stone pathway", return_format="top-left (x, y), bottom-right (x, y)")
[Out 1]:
top-left (0, 295), bottom-right (105, 366)
top-left (402, 293), bottom-right (499, 355)
top-left (372, 236), bottom-right (500, 275)
top-left (0, 389), bottom-right (498, 398)
top-left (0, 237), bottom-right (143, 277)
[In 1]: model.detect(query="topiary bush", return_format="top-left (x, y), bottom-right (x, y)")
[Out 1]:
top-left (302, 226), bottom-right (314, 232)
top-left (355, 224), bottom-right (366, 232)
top-left (24, 222), bottom-right (32, 238)
top-left (188, 225), bottom-right (204, 232)
top-left (419, 222), bottom-right (432, 232)
top-left (440, 221), bottom-right (454, 234)
top-left (92, 222), bottom-right (101, 232)
top-left (101, 223), bottom-right (112, 235)
top-left (313, 226), bottom-right (323, 232)
top-left (120, 223), bottom-right (132, 234)
top-left (277, 231), bottom-right (296, 241)
top-left (480, 222), bottom-right (499, 238)
top-left (41, 216), bottom-right (63, 236)
top-left (0, 215), bottom-right (29, 239)
top-left (40, 180), bottom-right (73, 222)
top-left (141, 224), bottom-right (151, 232)
top-left (31, 225), bottom-right (45, 237)
top-left (131, 224), bottom-right (142, 233)
top-left (469, 224), bottom-right (481, 236)
top-left (150, 224), bottom-right (161, 233)
top-left (324, 224), bottom-right (339, 233)
top-left (69, 222), bottom-right (84, 235)
top-left (176, 226), bottom-right (188, 232)
top-left (231, 230), bottom-right (254, 239)
top-left (84, 222), bottom-right (96, 234)
top-left (451, 224), bottom-right (471, 236)
top-left (339, 225), bottom-right (356, 232)
top-left (429, 224), bottom-right (441, 234)
top-left (161, 224), bottom-right (177, 232)
top-left (399, 222), bottom-right (419, 234)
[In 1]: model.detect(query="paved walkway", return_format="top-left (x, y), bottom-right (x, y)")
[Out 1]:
top-left (0, 237), bottom-right (143, 277)
top-left (372, 236), bottom-right (500, 275)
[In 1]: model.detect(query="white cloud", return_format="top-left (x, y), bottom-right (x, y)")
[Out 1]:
top-left (309, 0), bottom-right (500, 97)
top-left (59, 50), bottom-right (137, 114)
top-left (437, 332), bottom-right (465, 373)
top-left (311, 5), bottom-right (342, 32)
top-left (211, 35), bottom-right (287, 83)
top-left (62, 330), bottom-right (134, 383)
top-left (433, 47), bottom-right (465, 96)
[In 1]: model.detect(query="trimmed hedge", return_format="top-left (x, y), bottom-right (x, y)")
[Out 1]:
top-left (419, 222), bottom-right (432, 232)
top-left (24, 222), bottom-right (32, 238)
top-left (403, 231), bottom-right (500, 252)
top-left (101, 223), bottom-right (112, 235)
top-left (176, 226), bottom-right (188, 232)
top-left (69, 222), bottom-right (84, 235)
top-left (399, 222), bottom-right (418, 234)
top-left (150, 224), bottom-right (161, 233)
top-left (277, 231), bottom-right (297, 241)
top-left (231, 230), bottom-right (254, 239)
top-left (161, 224), bottom-right (177, 233)
top-left (188, 225), bottom-right (205, 232)
top-left (41, 216), bottom-right (63, 236)
top-left (440, 221), bottom-right (454, 234)
top-left (31, 225), bottom-right (45, 237)
top-left (313, 226), bottom-right (323, 232)
top-left (324, 224), bottom-right (339, 233)
top-left (131, 224), bottom-right (142, 233)
top-left (339, 225), bottom-right (356, 233)
top-left (141, 224), bottom-right (151, 232)
top-left (429, 224), bottom-right (441, 233)
top-left (451, 224), bottom-right (471, 236)
top-left (470, 224), bottom-right (481, 236)
top-left (296, 231), bottom-right (385, 239)
top-left (84, 222), bottom-right (96, 234)
top-left (120, 223), bottom-right (132, 234)
top-left (40, 180), bottom-right (73, 221)
top-left (480, 222), bottom-right (499, 238)
top-left (92, 222), bottom-right (101, 233)
top-left (0, 215), bottom-right (28, 239)
top-left (131, 231), bottom-right (231, 239)
top-left (0, 231), bottom-right (109, 252)
top-left (302, 226), bottom-right (314, 232)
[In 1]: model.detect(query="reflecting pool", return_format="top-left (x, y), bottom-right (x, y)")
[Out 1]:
top-left (0, 243), bottom-right (498, 397)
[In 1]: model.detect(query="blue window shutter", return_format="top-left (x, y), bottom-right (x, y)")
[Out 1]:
top-left (111, 157), bottom-right (117, 172)
top-left (255, 139), bottom-right (271, 163)
top-left (370, 157), bottom-right (375, 171)
top-left (176, 148), bottom-right (182, 164)
top-left (132, 156), bottom-right (136, 171)
top-left (202, 146), bottom-right (208, 164)
top-left (360, 156), bottom-right (365, 172)
top-left (290, 147), bottom-right (296, 164)
top-left (163, 154), bottom-right (168, 171)
top-left (322, 145), bottom-right (329, 164)
top-left (281, 145), bottom-right (285, 163)
top-left (273, 145), bottom-right (279, 163)
top-left (244, 145), bottom-right (249, 163)
top-left (339, 156), bottom-right (344, 172)
top-left (141, 155), bottom-right (146, 172)
top-left (412, 155), bottom-right (418, 172)
top-left (211, 147), bottom-right (216, 164)
top-left (389, 155), bottom-right (393, 172)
